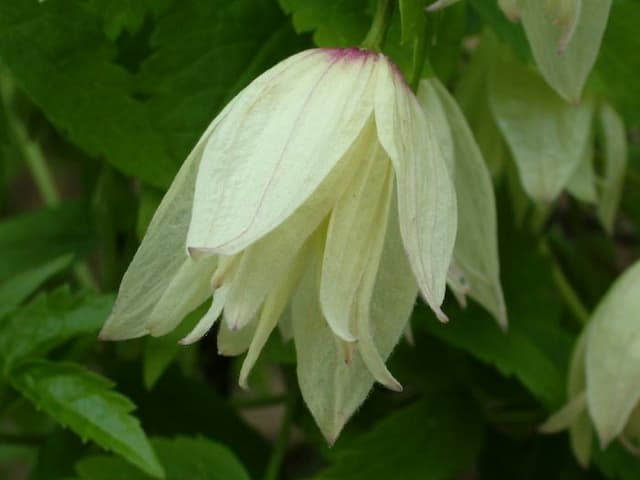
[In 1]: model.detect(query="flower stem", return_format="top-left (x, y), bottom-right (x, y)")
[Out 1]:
top-left (0, 72), bottom-right (99, 291)
top-left (264, 370), bottom-right (297, 480)
top-left (361, 0), bottom-right (395, 51)
top-left (551, 262), bottom-right (590, 325)
top-left (409, 24), bottom-right (432, 91)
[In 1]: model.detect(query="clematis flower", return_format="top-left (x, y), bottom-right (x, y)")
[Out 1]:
top-left (100, 48), bottom-right (457, 440)
top-left (541, 260), bottom-right (640, 466)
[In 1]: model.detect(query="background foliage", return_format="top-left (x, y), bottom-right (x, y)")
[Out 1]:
top-left (0, 0), bottom-right (638, 479)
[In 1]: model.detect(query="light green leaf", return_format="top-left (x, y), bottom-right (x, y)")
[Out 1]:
top-left (0, 254), bottom-right (73, 319)
top-left (585, 259), bottom-right (640, 447)
top-left (520, 0), bottom-right (612, 102)
top-left (420, 78), bottom-right (506, 328)
top-left (314, 395), bottom-right (483, 480)
top-left (489, 44), bottom-right (593, 203)
top-left (76, 437), bottom-right (250, 480)
top-left (0, 288), bottom-right (114, 372)
top-left (10, 360), bottom-right (163, 478)
top-left (597, 103), bottom-right (628, 232)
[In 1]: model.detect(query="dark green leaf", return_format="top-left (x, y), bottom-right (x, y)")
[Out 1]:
top-left (0, 1), bottom-right (177, 187)
top-left (594, 0), bottom-right (640, 127)
top-left (420, 217), bottom-right (572, 408)
top-left (315, 395), bottom-right (484, 480)
top-left (468, 0), bottom-right (531, 61)
top-left (118, 366), bottom-right (270, 477)
top-left (0, 288), bottom-right (114, 372)
top-left (0, 254), bottom-right (73, 319)
top-left (0, 202), bottom-right (94, 284)
top-left (75, 436), bottom-right (250, 480)
top-left (9, 360), bottom-right (163, 478)
top-left (85, 0), bottom-right (171, 39)
top-left (278, 0), bottom-right (370, 46)
top-left (136, 0), bottom-right (308, 167)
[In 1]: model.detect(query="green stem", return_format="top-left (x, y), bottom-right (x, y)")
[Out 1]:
top-left (264, 372), bottom-right (297, 480)
top-left (361, 0), bottom-right (395, 51)
top-left (551, 263), bottom-right (589, 325)
top-left (409, 24), bottom-right (431, 91)
top-left (0, 73), bottom-right (99, 291)
top-left (540, 238), bottom-right (590, 325)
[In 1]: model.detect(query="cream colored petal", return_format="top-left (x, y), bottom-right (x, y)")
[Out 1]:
top-left (540, 391), bottom-right (587, 433)
top-left (520, 0), bottom-right (612, 102)
top-left (586, 260), bottom-right (640, 447)
top-left (375, 62), bottom-right (456, 322)
top-left (421, 78), bottom-right (507, 328)
top-left (293, 195), bottom-right (417, 443)
top-left (100, 119), bottom-right (216, 340)
top-left (145, 256), bottom-right (218, 337)
top-left (570, 409), bottom-right (593, 468)
top-left (597, 103), bottom-right (628, 233)
top-left (99, 51), bottom-right (311, 341)
top-left (179, 285), bottom-right (229, 345)
top-left (567, 140), bottom-right (597, 204)
top-left (217, 317), bottom-right (257, 357)
top-left (489, 45), bottom-right (593, 203)
top-left (187, 50), bottom-right (380, 256)
top-left (320, 140), bottom-right (391, 342)
top-left (238, 238), bottom-right (312, 389)
top-left (222, 120), bottom-right (373, 331)
top-left (447, 262), bottom-right (469, 308)
top-left (347, 163), bottom-right (400, 390)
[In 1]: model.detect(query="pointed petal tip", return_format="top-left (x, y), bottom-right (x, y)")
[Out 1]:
top-left (435, 308), bottom-right (449, 323)
top-left (386, 379), bottom-right (403, 392)
top-left (97, 329), bottom-right (113, 341)
top-left (238, 378), bottom-right (250, 390)
top-left (425, 1), bottom-right (444, 12)
top-left (187, 246), bottom-right (216, 260)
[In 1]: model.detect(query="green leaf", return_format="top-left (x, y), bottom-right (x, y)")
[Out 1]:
top-left (0, 1), bottom-right (177, 188)
top-left (75, 436), bottom-right (250, 480)
top-left (468, 0), bottom-right (530, 61)
top-left (0, 288), bottom-right (114, 372)
top-left (135, 0), bottom-right (309, 171)
top-left (9, 360), bottom-right (163, 478)
top-left (142, 304), bottom-right (203, 389)
top-left (119, 367), bottom-right (271, 477)
top-left (314, 395), bottom-right (483, 480)
top-left (85, 0), bottom-right (171, 39)
top-left (278, 0), bottom-right (369, 46)
top-left (0, 202), bottom-right (94, 284)
top-left (594, 0), bottom-right (640, 127)
top-left (0, 254), bottom-right (74, 319)
top-left (421, 218), bottom-right (571, 408)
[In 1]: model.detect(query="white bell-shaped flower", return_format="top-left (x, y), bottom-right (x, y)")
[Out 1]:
top-left (100, 48), bottom-right (457, 441)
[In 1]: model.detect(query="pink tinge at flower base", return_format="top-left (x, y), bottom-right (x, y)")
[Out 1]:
top-left (99, 47), bottom-right (457, 442)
